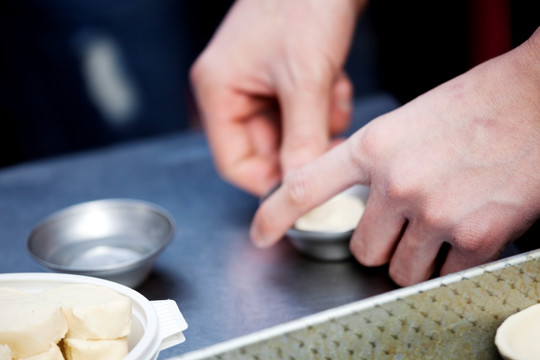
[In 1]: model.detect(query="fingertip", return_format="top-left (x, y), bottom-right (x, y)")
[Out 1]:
top-left (250, 185), bottom-right (292, 249)
top-left (388, 263), bottom-right (430, 287)
top-left (249, 219), bottom-right (276, 248)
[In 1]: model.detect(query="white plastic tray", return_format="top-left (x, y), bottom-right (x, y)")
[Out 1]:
top-left (0, 273), bottom-right (188, 360)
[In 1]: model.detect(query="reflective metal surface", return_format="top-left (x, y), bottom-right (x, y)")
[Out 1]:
top-left (173, 250), bottom-right (540, 360)
top-left (286, 185), bottom-right (370, 261)
top-left (26, 199), bottom-right (175, 288)
top-left (0, 94), bottom-right (404, 358)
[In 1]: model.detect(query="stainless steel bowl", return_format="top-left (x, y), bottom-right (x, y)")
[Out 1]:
top-left (27, 199), bottom-right (175, 288)
top-left (262, 185), bottom-right (369, 261)
top-left (287, 185), bottom-right (369, 261)
top-left (286, 226), bottom-right (354, 261)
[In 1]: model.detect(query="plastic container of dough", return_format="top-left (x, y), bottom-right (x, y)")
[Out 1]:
top-left (26, 199), bottom-right (176, 289)
top-left (0, 272), bottom-right (188, 360)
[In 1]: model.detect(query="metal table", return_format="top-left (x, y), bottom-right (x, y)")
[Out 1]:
top-left (0, 94), bottom-right (442, 357)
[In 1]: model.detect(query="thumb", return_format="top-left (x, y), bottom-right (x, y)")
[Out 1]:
top-left (279, 79), bottom-right (333, 177)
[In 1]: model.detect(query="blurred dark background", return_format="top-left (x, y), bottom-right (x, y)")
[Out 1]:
top-left (0, 0), bottom-right (537, 168)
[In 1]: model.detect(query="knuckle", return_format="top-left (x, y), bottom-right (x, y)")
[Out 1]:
top-left (418, 205), bottom-right (450, 232)
top-left (281, 134), bottom-right (327, 171)
top-left (451, 222), bottom-right (491, 253)
top-left (285, 55), bottom-right (335, 91)
top-left (348, 126), bottom-right (380, 169)
top-left (380, 166), bottom-right (419, 205)
top-left (282, 169), bottom-right (314, 208)
top-left (388, 265), bottom-right (418, 287)
top-left (189, 52), bottom-right (215, 86)
top-left (285, 132), bottom-right (325, 154)
top-left (383, 174), bottom-right (408, 201)
top-left (453, 237), bottom-right (484, 255)
top-left (349, 236), bottom-right (390, 267)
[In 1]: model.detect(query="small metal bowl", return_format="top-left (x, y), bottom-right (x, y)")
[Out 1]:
top-left (287, 185), bottom-right (369, 261)
top-left (27, 199), bottom-right (175, 288)
top-left (262, 185), bottom-right (369, 261)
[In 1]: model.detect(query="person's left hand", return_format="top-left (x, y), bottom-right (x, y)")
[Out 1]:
top-left (190, 0), bottom-right (364, 196)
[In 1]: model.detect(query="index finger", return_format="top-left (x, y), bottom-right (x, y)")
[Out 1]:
top-left (250, 130), bottom-right (372, 247)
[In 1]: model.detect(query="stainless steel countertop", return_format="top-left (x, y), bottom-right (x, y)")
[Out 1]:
top-left (0, 94), bottom-right (420, 357)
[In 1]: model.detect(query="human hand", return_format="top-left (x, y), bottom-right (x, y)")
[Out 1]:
top-left (190, 0), bottom-right (365, 196)
top-left (251, 29), bottom-right (540, 286)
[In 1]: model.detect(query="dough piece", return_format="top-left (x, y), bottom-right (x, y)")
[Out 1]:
top-left (0, 287), bottom-right (34, 300)
top-left (0, 344), bottom-right (11, 360)
top-left (294, 193), bottom-right (365, 232)
top-left (40, 284), bottom-right (131, 340)
top-left (0, 299), bottom-right (67, 358)
top-left (495, 303), bottom-right (540, 360)
top-left (19, 343), bottom-right (64, 360)
top-left (63, 338), bottom-right (128, 360)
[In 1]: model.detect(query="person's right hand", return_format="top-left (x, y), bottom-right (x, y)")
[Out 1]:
top-left (251, 27), bottom-right (540, 286)
top-left (190, 0), bottom-right (365, 196)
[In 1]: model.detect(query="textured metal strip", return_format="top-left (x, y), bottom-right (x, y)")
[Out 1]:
top-left (175, 249), bottom-right (540, 360)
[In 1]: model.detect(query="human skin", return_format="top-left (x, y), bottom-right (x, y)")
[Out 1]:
top-left (192, 0), bottom-right (540, 286)
top-left (251, 28), bottom-right (540, 286)
top-left (190, 0), bottom-right (366, 196)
